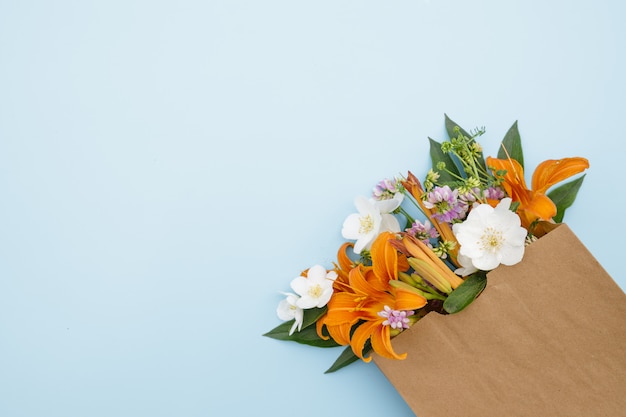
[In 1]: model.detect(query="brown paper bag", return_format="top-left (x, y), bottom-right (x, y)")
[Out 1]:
top-left (374, 224), bottom-right (626, 417)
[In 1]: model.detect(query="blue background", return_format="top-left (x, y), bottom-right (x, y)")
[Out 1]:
top-left (1, 1), bottom-right (624, 416)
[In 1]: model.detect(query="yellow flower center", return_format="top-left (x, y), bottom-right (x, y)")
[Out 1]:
top-left (480, 227), bottom-right (503, 252)
top-left (308, 284), bottom-right (323, 298)
top-left (359, 215), bottom-right (374, 234)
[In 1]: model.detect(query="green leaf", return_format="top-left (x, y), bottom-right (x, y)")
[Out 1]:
top-left (443, 273), bottom-right (487, 314)
top-left (429, 137), bottom-right (462, 183)
top-left (300, 307), bottom-right (328, 328)
top-left (263, 307), bottom-right (340, 348)
top-left (547, 174), bottom-right (586, 223)
top-left (497, 120), bottom-right (524, 168)
top-left (325, 343), bottom-right (370, 373)
top-left (263, 321), bottom-right (340, 348)
top-left (444, 114), bottom-right (471, 139)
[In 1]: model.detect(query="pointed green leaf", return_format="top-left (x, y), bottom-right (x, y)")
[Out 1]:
top-left (443, 272), bottom-right (487, 314)
top-left (497, 120), bottom-right (524, 168)
top-left (325, 343), bottom-right (370, 373)
top-left (263, 307), bottom-right (340, 348)
top-left (429, 137), bottom-right (462, 184)
top-left (444, 114), bottom-right (471, 139)
top-left (547, 174), bottom-right (586, 223)
top-left (263, 321), bottom-right (340, 348)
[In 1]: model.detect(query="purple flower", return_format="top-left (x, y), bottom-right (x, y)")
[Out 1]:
top-left (372, 178), bottom-right (402, 201)
top-left (406, 219), bottom-right (439, 248)
top-left (423, 185), bottom-right (466, 223)
top-left (484, 186), bottom-right (506, 201)
top-left (378, 305), bottom-right (414, 330)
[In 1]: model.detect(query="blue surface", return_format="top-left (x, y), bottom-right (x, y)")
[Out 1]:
top-left (1, 1), bottom-right (624, 416)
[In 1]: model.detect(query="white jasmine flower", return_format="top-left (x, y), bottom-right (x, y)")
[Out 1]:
top-left (341, 196), bottom-right (401, 254)
top-left (276, 292), bottom-right (304, 335)
top-left (290, 265), bottom-right (338, 309)
top-left (452, 198), bottom-right (527, 271)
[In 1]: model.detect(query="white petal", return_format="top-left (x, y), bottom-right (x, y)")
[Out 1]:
top-left (341, 214), bottom-right (362, 239)
top-left (495, 197), bottom-right (512, 212)
top-left (317, 288), bottom-right (334, 307)
top-left (290, 276), bottom-right (309, 296)
top-left (296, 295), bottom-right (318, 309)
top-left (380, 213), bottom-right (401, 233)
top-left (353, 233), bottom-right (374, 254)
top-left (289, 320), bottom-right (299, 336)
top-left (289, 308), bottom-right (304, 335)
top-left (454, 253), bottom-right (479, 277)
top-left (306, 265), bottom-right (327, 282)
top-left (277, 299), bottom-right (296, 321)
top-left (375, 193), bottom-right (404, 213)
top-left (507, 225), bottom-right (528, 244)
top-left (472, 253), bottom-right (500, 271)
top-left (326, 270), bottom-right (338, 281)
top-left (354, 195), bottom-right (376, 214)
top-left (499, 244), bottom-right (525, 266)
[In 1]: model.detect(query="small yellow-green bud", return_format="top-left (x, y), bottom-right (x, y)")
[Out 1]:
top-left (426, 169), bottom-right (440, 182)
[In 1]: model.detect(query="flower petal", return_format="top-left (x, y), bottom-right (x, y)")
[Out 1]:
top-left (393, 288), bottom-right (427, 311)
top-left (375, 193), bottom-right (404, 213)
top-left (524, 191), bottom-right (557, 220)
top-left (380, 213), bottom-right (400, 234)
top-left (498, 243), bottom-right (525, 266)
top-left (471, 252), bottom-right (500, 271)
top-left (370, 324), bottom-right (407, 361)
top-left (290, 276), bottom-right (308, 296)
top-left (341, 214), bottom-right (363, 239)
top-left (306, 265), bottom-right (326, 281)
top-left (350, 320), bottom-right (381, 362)
top-left (370, 231), bottom-right (399, 283)
top-left (531, 157), bottom-right (589, 193)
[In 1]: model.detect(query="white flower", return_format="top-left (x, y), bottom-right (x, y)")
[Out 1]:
top-left (341, 196), bottom-right (401, 254)
top-left (452, 198), bottom-right (527, 271)
top-left (276, 292), bottom-right (304, 335)
top-left (290, 265), bottom-right (338, 309)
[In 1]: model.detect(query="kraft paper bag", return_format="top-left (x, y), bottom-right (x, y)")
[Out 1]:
top-left (374, 224), bottom-right (626, 417)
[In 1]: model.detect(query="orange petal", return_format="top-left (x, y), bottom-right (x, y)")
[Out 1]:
top-left (323, 293), bottom-right (363, 325)
top-left (531, 157), bottom-right (589, 193)
top-left (524, 191), bottom-right (557, 221)
top-left (487, 156), bottom-right (528, 189)
top-left (393, 287), bottom-right (428, 311)
top-left (370, 231), bottom-right (399, 283)
top-left (318, 320), bottom-right (352, 346)
top-left (401, 171), bottom-right (424, 202)
top-left (350, 320), bottom-right (381, 362)
top-left (336, 242), bottom-right (354, 271)
top-left (333, 242), bottom-right (355, 285)
top-left (370, 324), bottom-right (407, 361)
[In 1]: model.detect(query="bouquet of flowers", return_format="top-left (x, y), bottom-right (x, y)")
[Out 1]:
top-left (264, 115), bottom-right (589, 373)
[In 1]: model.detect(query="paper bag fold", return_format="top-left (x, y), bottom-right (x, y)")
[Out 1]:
top-left (374, 224), bottom-right (626, 417)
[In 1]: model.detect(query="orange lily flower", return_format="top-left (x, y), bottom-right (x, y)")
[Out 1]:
top-left (318, 232), bottom-right (427, 361)
top-left (486, 156), bottom-right (589, 230)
